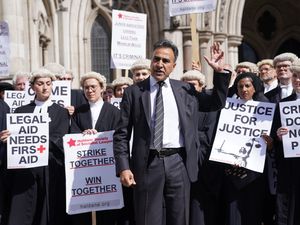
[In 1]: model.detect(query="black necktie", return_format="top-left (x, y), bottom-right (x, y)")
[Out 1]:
top-left (153, 81), bottom-right (164, 150)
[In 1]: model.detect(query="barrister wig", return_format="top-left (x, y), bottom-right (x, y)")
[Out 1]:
top-left (130, 59), bottom-right (151, 73)
top-left (232, 72), bottom-right (265, 101)
top-left (235, 61), bottom-right (258, 73)
top-left (257, 59), bottom-right (274, 69)
top-left (29, 68), bottom-right (56, 84)
top-left (273, 52), bottom-right (298, 67)
top-left (43, 62), bottom-right (66, 79)
top-left (180, 70), bottom-right (206, 85)
top-left (291, 58), bottom-right (300, 74)
top-left (80, 71), bottom-right (107, 90)
top-left (112, 77), bottom-right (133, 89)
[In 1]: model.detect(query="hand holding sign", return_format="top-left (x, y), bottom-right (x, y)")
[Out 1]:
top-left (0, 129), bottom-right (10, 143)
top-left (6, 113), bottom-right (50, 169)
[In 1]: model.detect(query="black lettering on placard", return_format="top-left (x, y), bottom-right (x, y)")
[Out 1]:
top-left (19, 126), bottom-right (38, 134)
top-left (291, 141), bottom-right (299, 150)
top-left (51, 99), bottom-right (65, 106)
top-left (11, 145), bottom-right (36, 155)
top-left (219, 123), bottom-right (268, 137)
top-left (112, 101), bottom-right (120, 109)
top-left (52, 86), bottom-right (68, 96)
top-left (27, 87), bottom-right (35, 96)
top-left (85, 176), bottom-right (102, 185)
top-left (282, 105), bottom-right (300, 114)
top-left (12, 100), bottom-right (25, 107)
top-left (19, 155), bottom-right (38, 164)
top-left (234, 114), bottom-right (257, 125)
top-left (286, 117), bottom-right (300, 126)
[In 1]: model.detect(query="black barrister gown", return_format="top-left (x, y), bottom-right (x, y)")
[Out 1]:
top-left (271, 93), bottom-right (300, 225)
top-left (0, 99), bottom-right (10, 225)
top-left (7, 102), bottom-right (70, 225)
top-left (70, 102), bottom-right (127, 225)
top-left (222, 94), bottom-right (271, 225)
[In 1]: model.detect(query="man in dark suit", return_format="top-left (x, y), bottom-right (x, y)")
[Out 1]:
top-left (113, 40), bottom-right (230, 225)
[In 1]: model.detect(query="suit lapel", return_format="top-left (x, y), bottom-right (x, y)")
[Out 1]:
top-left (94, 102), bottom-right (107, 130)
top-left (82, 104), bottom-right (93, 129)
top-left (170, 80), bottom-right (187, 130)
top-left (140, 79), bottom-right (151, 129)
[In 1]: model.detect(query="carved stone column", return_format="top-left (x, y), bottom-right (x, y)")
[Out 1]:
top-left (228, 35), bottom-right (243, 68)
top-left (39, 34), bottom-right (51, 65)
top-left (0, 0), bottom-right (27, 74)
top-left (199, 31), bottom-right (213, 88)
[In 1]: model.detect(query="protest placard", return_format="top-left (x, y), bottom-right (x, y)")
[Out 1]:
top-left (63, 131), bottom-right (124, 215)
top-left (111, 10), bottom-right (147, 69)
top-left (4, 90), bottom-right (27, 112)
top-left (24, 80), bottom-right (71, 107)
top-left (6, 113), bottom-right (50, 169)
top-left (279, 100), bottom-right (300, 158)
top-left (169, 0), bottom-right (217, 17)
top-left (110, 97), bottom-right (122, 109)
top-left (209, 98), bottom-right (275, 173)
top-left (0, 21), bottom-right (10, 76)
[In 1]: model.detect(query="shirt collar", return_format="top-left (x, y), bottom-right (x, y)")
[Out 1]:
top-left (34, 98), bottom-right (53, 107)
top-left (280, 83), bottom-right (292, 89)
top-left (89, 99), bottom-right (104, 108)
top-left (150, 76), bottom-right (170, 88)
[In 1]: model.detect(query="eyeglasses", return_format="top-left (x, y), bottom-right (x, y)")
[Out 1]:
top-left (83, 85), bottom-right (99, 91)
top-left (276, 64), bottom-right (291, 69)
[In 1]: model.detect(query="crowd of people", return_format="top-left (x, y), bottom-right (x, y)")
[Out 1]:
top-left (0, 38), bottom-right (299, 225)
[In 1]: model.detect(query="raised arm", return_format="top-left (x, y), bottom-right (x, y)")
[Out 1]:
top-left (203, 42), bottom-right (226, 72)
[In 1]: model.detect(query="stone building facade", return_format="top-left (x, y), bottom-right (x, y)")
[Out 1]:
top-left (1, 0), bottom-right (300, 88)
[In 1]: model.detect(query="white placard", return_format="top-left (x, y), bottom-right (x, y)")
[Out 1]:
top-left (4, 90), bottom-right (27, 112)
top-left (24, 80), bottom-right (71, 107)
top-left (6, 113), bottom-right (49, 169)
top-left (209, 98), bottom-right (275, 173)
top-left (111, 10), bottom-right (147, 69)
top-left (169, 0), bottom-right (217, 17)
top-left (279, 100), bottom-right (300, 158)
top-left (110, 97), bottom-right (122, 109)
top-left (0, 21), bottom-right (10, 76)
top-left (63, 131), bottom-right (124, 215)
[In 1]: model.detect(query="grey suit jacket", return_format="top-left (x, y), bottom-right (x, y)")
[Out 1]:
top-left (113, 72), bottom-right (230, 183)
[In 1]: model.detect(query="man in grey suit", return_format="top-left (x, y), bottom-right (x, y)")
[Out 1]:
top-left (113, 40), bottom-right (230, 225)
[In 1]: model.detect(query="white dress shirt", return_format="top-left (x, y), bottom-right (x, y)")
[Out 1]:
top-left (150, 76), bottom-right (184, 148)
top-left (34, 98), bottom-right (53, 114)
top-left (280, 83), bottom-right (293, 99)
top-left (89, 99), bottom-right (104, 129)
top-left (264, 79), bottom-right (278, 93)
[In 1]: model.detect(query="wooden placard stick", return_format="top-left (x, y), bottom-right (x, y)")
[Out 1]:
top-left (190, 14), bottom-right (200, 68)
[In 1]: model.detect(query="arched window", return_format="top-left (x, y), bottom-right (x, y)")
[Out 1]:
top-left (238, 42), bottom-right (258, 63)
top-left (91, 15), bottom-right (112, 82)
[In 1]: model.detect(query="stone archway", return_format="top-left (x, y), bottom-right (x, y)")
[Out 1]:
top-left (241, 0), bottom-right (300, 61)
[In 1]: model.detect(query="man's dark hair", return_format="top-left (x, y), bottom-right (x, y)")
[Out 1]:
top-left (153, 39), bottom-right (179, 62)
